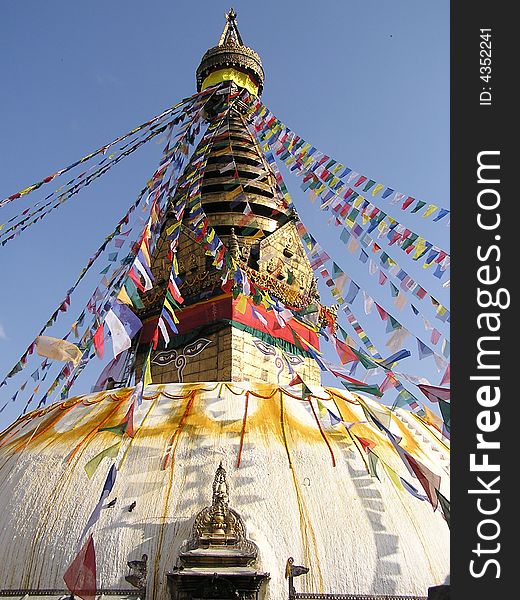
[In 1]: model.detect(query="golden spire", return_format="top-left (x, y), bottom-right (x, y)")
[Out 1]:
top-left (196, 9), bottom-right (264, 96)
top-left (217, 8), bottom-right (244, 46)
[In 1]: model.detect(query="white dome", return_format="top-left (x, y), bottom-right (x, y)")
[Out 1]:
top-left (0, 382), bottom-right (449, 599)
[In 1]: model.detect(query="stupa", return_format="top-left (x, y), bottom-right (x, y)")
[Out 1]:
top-left (0, 10), bottom-right (450, 600)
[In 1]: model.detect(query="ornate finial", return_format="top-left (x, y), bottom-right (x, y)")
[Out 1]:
top-left (229, 228), bottom-right (240, 260)
top-left (212, 461), bottom-right (229, 507)
top-left (218, 8), bottom-right (243, 47)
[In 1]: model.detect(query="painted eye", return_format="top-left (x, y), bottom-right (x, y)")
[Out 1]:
top-left (286, 353), bottom-right (304, 366)
top-left (152, 350), bottom-right (177, 365)
top-left (252, 338), bottom-right (277, 356)
top-left (183, 338), bottom-right (212, 357)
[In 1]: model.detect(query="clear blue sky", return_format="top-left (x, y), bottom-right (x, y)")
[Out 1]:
top-left (0, 1), bottom-right (449, 429)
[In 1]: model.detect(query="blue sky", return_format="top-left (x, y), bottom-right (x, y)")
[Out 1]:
top-left (0, 1), bottom-right (449, 428)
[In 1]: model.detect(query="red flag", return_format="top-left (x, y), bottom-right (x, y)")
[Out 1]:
top-left (418, 384), bottom-right (450, 403)
top-left (63, 534), bottom-right (97, 600)
top-left (402, 196), bottom-right (415, 210)
top-left (93, 325), bottom-right (104, 359)
top-left (122, 400), bottom-right (135, 438)
top-left (334, 337), bottom-right (358, 365)
top-left (289, 374), bottom-right (303, 386)
top-left (127, 267), bottom-right (145, 292)
top-left (168, 279), bottom-right (184, 304)
top-left (355, 436), bottom-right (377, 453)
top-left (151, 325), bottom-right (159, 350)
top-left (375, 303), bottom-right (388, 321)
top-left (354, 175), bottom-right (367, 187)
top-left (404, 453), bottom-right (441, 510)
top-left (379, 372), bottom-right (398, 393)
top-left (221, 278), bottom-right (234, 293)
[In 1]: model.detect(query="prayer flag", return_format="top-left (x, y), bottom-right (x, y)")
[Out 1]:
top-left (418, 384), bottom-right (450, 403)
top-left (440, 364), bottom-right (450, 386)
top-left (437, 489), bottom-right (451, 527)
top-left (403, 452), bottom-right (441, 510)
top-left (334, 337), bottom-right (358, 365)
top-left (289, 373), bottom-right (303, 386)
top-left (93, 324), bottom-right (105, 359)
top-left (104, 304), bottom-right (142, 359)
top-left (417, 339), bottom-right (434, 359)
top-left (92, 351), bottom-right (128, 392)
top-left (81, 464), bottom-right (117, 540)
top-left (344, 281), bottom-right (360, 304)
top-left (367, 450), bottom-right (380, 480)
top-left (143, 348), bottom-right (153, 387)
top-left (63, 534), bottom-right (96, 600)
top-left (84, 441), bottom-right (121, 479)
top-left (401, 477), bottom-right (428, 501)
top-left (356, 436), bottom-right (377, 453)
top-left (158, 316), bottom-right (170, 345)
top-left (35, 336), bottom-right (82, 366)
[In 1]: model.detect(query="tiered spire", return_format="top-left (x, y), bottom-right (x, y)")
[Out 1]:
top-left (217, 8), bottom-right (244, 46)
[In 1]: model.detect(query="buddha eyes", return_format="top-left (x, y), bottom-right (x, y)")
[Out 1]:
top-left (184, 338), bottom-right (212, 357)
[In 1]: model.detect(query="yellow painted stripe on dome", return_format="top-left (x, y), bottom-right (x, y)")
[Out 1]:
top-left (201, 68), bottom-right (259, 96)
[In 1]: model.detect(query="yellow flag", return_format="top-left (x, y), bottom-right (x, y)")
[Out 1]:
top-left (384, 463), bottom-right (404, 491)
top-left (235, 294), bottom-right (248, 315)
top-left (437, 305), bottom-right (448, 317)
top-left (19, 184), bottom-right (37, 197)
top-left (117, 287), bottom-right (133, 306)
top-left (422, 204), bottom-right (438, 218)
top-left (353, 195), bottom-right (364, 209)
top-left (423, 405), bottom-right (443, 431)
top-left (35, 336), bottom-right (82, 366)
top-left (413, 238), bottom-right (427, 259)
top-left (164, 298), bottom-right (179, 323)
top-left (316, 398), bottom-right (328, 420)
top-left (140, 240), bottom-right (151, 266)
top-left (166, 221), bottom-right (181, 237)
top-left (372, 183), bottom-right (385, 196)
top-left (84, 441), bottom-right (121, 479)
top-left (143, 350), bottom-right (153, 387)
top-left (248, 229), bottom-right (264, 241)
top-left (226, 187), bottom-right (242, 201)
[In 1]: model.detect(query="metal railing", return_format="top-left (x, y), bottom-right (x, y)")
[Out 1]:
top-left (294, 595), bottom-right (427, 600)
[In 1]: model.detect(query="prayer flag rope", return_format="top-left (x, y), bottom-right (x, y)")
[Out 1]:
top-left (246, 102), bottom-right (450, 276)
top-left (0, 84), bottom-right (222, 209)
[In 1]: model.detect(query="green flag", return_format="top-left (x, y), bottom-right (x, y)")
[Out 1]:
top-left (367, 450), bottom-right (380, 480)
top-left (437, 489), bottom-right (450, 528)
top-left (439, 400), bottom-right (451, 433)
top-left (84, 441), bottom-right (121, 479)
